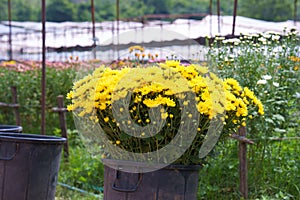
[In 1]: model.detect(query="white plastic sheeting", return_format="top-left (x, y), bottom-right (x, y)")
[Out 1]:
top-left (0, 15), bottom-right (299, 60)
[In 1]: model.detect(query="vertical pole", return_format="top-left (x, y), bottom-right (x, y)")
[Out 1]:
top-left (232, 0), bottom-right (238, 36)
top-left (41, 0), bottom-right (46, 135)
top-left (294, 0), bottom-right (298, 26)
top-left (116, 0), bottom-right (120, 58)
top-left (7, 0), bottom-right (12, 60)
top-left (91, 0), bottom-right (96, 59)
top-left (238, 126), bottom-right (248, 199)
top-left (11, 86), bottom-right (21, 126)
top-left (209, 0), bottom-right (212, 36)
top-left (56, 95), bottom-right (69, 160)
top-left (91, 0), bottom-right (96, 46)
top-left (217, 0), bottom-right (220, 34)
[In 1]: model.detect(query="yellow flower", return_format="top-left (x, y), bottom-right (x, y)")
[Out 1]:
top-left (243, 87), bottom-right (255, 99)
top-left (66, 91), bottom-right (73, 99)
top-left (161, 112), bottom-right (168, 119)
top-left (99, 103), bottom-right (106, 110)
top-left (67, 104), bottom-right (73, 111)
top-left (164, 60), bottom-right (181, 68)
top-left (66, 60), bottom-right (264, 157)
top-left (104, 117), bottom-right (109, 122)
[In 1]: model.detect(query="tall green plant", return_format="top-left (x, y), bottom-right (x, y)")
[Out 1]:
top-left (0, 66), bottom-right (76, 134)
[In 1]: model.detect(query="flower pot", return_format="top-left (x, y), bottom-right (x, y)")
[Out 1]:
top-left (0, 133), bottom-right (66, 200)
top-left (0, 125), bottom-right (22, 133)
top-left (103, 159), bottom-right (201, 200)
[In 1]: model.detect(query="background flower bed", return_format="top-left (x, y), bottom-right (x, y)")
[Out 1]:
top-left (1, 29), bottom-right (299, 199)
top-left (201, 29), bottom-right (299, 199)
top-left (0, 59), bottom-right (101, 134)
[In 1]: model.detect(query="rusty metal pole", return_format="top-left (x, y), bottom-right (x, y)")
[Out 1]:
top-left (91, 0), bottom-right (96, 59)
top-left (209, 0), bottom-right (212, 36)
top-left (41, 0), bottom-right (46, 135)
top-left (232, 0), bottom-right (238, 36)
top-left (116, 0), bottom-right (120, 58)
top-left (217, 0), bottom-right (220, 34)
top-left (7, 0), bottom-right (12, 60)
top-left (91, 0), bottom-right (96, 46)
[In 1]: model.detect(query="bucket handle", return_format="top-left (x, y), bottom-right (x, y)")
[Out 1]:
top-left (0, 143), bottom-right (19, 160)
top-left (112, 170), bottom-right (142, 192)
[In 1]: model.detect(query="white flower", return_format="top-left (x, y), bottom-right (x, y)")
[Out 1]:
top-left (224, 38), bottom-right (241, 45)
top-left (215, 36), bottom-right (225, 41)
top-left (222, 40), bottom-right (228, 44)
top-left (257, 79), bottom-right (267, 85)
top-left (258, 37), bottom-right (267, 42)
top-left (273, 82), bottom-right (279, 87)
top-left (262, 33), bottom-right (271, 39)
top-left (262, 75), bottom-right (272, 80)
top-left (294, 92), bottom-right (300, 99)
top-left (271, 35), bottom-right (280, 41)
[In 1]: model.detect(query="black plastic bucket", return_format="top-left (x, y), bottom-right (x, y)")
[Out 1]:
top-left (0, 133), bottom-right (66, 200)
top-left (103, 159), bottom-right (201, 200)
top-left (0, 125), bottom-right (22, 133)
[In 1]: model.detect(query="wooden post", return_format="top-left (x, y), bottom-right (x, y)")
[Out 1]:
top-left (11, 86), bottom-right (21, 126)
top-left (238, 126), bottom-right (248, 199)
top-left (54, 95), bottom-right (69, 160)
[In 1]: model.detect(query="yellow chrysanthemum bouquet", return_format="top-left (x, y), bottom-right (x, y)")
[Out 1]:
top-left (67, 59), bottom-right (264, 165)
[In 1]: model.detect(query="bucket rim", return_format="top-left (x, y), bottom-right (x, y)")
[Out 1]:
top-left (0, 132), bottom-right (66, 144)
top-left (102, 158), bottom-right (202, 172)
top-left (0, 125), bottom-right (22, 131)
